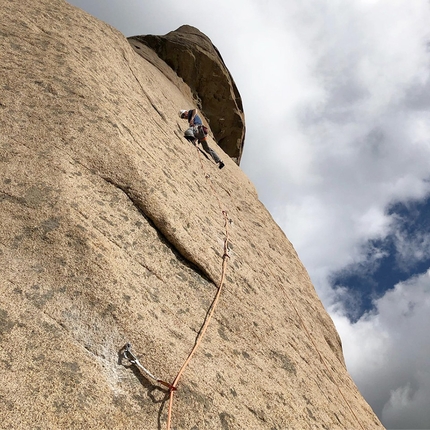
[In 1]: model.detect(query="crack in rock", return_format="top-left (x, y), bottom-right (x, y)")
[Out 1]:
top-left (100, 175), bottom-right (214, 287)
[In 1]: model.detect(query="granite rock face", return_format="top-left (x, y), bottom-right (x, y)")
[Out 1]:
top-left (0, 0), bottom-right (383, 429)
top-left (130, 25), bottom-right (246, 164)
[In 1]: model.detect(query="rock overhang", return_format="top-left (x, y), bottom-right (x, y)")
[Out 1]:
top-left (128, 25), bottom-right (246, 165)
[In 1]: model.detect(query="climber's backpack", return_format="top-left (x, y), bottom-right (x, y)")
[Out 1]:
top-left (193, 125), bottom-right (208, 140)
top-left (184, 127), bottom-right (195, 142)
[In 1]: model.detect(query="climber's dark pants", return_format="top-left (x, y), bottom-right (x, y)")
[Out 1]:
top-left (199, 138), bottom-right (221, 164)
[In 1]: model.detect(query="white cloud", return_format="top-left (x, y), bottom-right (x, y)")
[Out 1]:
top-left (382, 375), bottom-right (430, 430)
top-left (394, 225), bottom-right (430, 270)
top-left (265, 0), bottom-right (430, 292)
top-left (331, 271), bottom-right (430, 428)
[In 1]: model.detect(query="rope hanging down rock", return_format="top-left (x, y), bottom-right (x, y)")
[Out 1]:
top-left (165, 145), bottom-right (232, 429)
top-left (121, 208), bottom-right (230, 430)
top-left (122, 142), bottom-right (231, 430)
top-left (166, 209), bottom-right (230, 430)
top-left (193, 139), bottom-right (364, 430)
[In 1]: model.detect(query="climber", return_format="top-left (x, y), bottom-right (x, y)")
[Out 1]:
top-left (179, 109), bottom-right (225, 169)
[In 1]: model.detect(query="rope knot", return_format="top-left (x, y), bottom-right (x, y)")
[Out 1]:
top-left (157, 380), bottom-right (177, 392)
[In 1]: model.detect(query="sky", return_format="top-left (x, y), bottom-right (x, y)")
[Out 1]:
top-left (66, 1), bottom-right (430, 428)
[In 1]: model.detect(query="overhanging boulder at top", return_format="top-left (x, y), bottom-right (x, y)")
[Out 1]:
top-left (129, 25), bottom-right (246, 164)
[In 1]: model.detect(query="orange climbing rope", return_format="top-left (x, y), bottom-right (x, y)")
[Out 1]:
top-left (196, 138), bottom-right (363, 428)
top-left (121, 141), bottom-right (230, 429)
top-left (165, 145), bottom-right (231, 430)
top-left (166, 210), bottom-right (230, 430)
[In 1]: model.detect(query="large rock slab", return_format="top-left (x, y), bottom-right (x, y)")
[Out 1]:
top-left (130, 25), bottom-right (246, 164)
top-left (0, 0), bottom-right (383, 429)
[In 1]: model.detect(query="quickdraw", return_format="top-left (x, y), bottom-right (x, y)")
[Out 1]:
top-left (121, 343), bottom-right (176, 392)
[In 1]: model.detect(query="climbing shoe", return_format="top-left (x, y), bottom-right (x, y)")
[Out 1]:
top-left (218, 161), bottom-right (225, 169)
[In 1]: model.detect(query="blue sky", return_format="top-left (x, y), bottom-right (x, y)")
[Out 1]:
top-left (332, 197), bottom-right (430, 321)
top-left (67, 1), bottom-right (430, 428)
